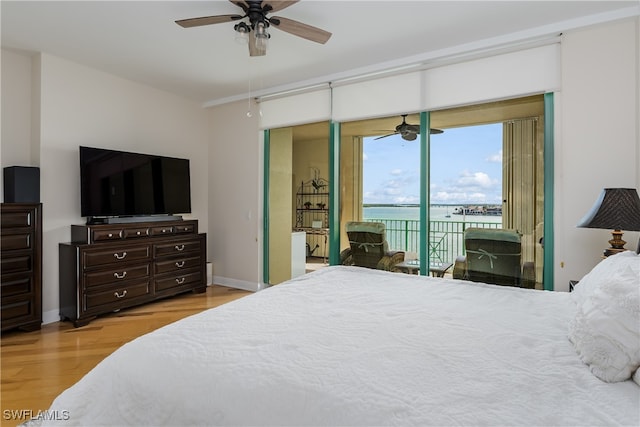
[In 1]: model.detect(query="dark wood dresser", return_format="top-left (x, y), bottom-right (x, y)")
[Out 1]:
top-left (1, 203), bottom-right (43, 332)
top-left (59, 219), bottom-right (206, 327)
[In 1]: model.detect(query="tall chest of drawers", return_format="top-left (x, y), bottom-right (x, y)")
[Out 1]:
top-left (59, 219), bottom-right (206, 327)
top-left (1, 203), bottom-right (43, 332)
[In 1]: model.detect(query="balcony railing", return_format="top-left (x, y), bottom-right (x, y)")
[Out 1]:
top-left (364, 218), bottom-right (502, 264)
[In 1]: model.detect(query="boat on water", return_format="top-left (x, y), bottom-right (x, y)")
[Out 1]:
top-left (453, 206), bottom-right (502, 216)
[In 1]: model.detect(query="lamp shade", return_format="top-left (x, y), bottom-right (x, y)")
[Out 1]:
top-left (577, 188), bottom-right (640, 231)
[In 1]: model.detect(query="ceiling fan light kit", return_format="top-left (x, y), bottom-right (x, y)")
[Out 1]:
top-left (176, 0), bottom-right (332, 57)
top-left (233, 22), bottom-right (250, 44)
top-left (254, 21), bottom-right (270, 50)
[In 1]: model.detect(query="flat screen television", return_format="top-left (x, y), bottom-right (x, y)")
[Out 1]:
top-left (79, 146), bottom-right (191, 221)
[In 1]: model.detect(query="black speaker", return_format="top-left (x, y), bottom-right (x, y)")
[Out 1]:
top-left (4, 166), bottom-right (40, 203)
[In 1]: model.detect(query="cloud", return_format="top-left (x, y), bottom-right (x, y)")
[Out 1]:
top-left (456, 170), bottom-right (495, 189)
top-left (365, 168), bottom-right (503, 205)
top-left (364, 169), bottom-right (420, 204)
top-left (486, 149), bottom-right (502, 163)
top-left (428, 170), bottom-right (502, 204)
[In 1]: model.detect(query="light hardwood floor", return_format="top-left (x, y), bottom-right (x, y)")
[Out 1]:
top-left (0, 285), bottom-right (251, 427)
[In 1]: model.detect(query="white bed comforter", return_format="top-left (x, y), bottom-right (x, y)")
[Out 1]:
top-left (43, 266), bottom-right (639, 426)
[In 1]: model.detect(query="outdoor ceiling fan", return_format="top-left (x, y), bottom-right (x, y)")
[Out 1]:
top-left (175, 0), bottom-right (332, 57)
top-left (374, 115), bottom-right (444, 141)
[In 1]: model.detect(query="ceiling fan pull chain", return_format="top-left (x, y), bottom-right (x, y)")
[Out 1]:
top-left (246, 61), bottom-right (253, 118)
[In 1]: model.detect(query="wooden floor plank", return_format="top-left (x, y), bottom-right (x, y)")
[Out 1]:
top-left (0, 285), bottom-right (251, 427)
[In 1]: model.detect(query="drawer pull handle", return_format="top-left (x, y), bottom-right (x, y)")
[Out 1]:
top-left (175, 277), bottom-right (186, 285)
top-left (161, 228), bottom-right (168, 233)
top-left (113, 271), bottom-right (127, 279)
top-left (175, 244), bottom-right (185, 251)
top-left (113, 252), bottom-right (127, 260)
top-left (136, 231), bottom-right (141, 235)
top-left (175, 261), bottom-right (185, 268)
top-left (114, 290), bottom-right (127, 298)
top-left (108, 233), bottom-right (114, 238)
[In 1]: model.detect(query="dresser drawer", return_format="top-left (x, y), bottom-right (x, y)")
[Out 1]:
top-left (85, 280), bottom-right (151, 311)
top-left (1, 232), bottom-right (33, 251)
top-left (154, 271), bottom-right (202, 293)
top-left (149, 225), bottom-right (175, 236)
top-left (1, 273), bottom-right (34, 298)
top-left (82, 245), bottom-right (151, 268)
top-left (92, 229), bottom-right (124, 242)
top-left (84, 264), bottom-right (151, 289)
top-left (0, 210), bottom-right (33, 229)
top-left (154, 256), bottom-right (201, 275)
top-left (1, 254), bottom-right (33, 274)
top-left (154, 239), bottom-right (201, 258)
top-left (173, 223), bottom-right (195, 234)
top-left (122, 227), bottom-right (150, 239)
top-left (1, 298), bottom-right (35, 322)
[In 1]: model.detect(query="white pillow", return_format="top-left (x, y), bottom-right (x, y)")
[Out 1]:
top-left (633, 368), bottom-right (640, 386)
top-left (571, 251), bottom-right (640, 306)
top-left (568, 262), bottom-right (640, 382)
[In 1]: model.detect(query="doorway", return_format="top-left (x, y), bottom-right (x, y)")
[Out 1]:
top-left (265, 121), bottom-right (331, 285)
top-left (265, 95), bottom-right (548, 288)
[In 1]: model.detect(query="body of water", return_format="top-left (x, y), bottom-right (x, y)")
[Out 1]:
top-left (362, 205), bottom-right (502, 262)
top-left (363, 205), bottom-right (502, 223)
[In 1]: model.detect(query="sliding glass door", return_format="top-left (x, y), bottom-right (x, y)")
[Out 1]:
top-left (265, 94), bottom-right (554, 289)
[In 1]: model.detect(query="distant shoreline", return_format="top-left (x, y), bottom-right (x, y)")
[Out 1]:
top-left (363, 203), bottom-right (501, 208)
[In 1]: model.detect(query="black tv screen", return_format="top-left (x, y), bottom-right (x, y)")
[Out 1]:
top-left (80, 146), bottom-right (191, 218)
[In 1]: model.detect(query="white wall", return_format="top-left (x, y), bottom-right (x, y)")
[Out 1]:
top-left (556, 18), bottom-right (640, 290)
top-left (208, 100), bottom-right (263, 291)
top-left (1, 50), bottom-right (211, 323)
top-left (1, 49), bottom-right (34, 193)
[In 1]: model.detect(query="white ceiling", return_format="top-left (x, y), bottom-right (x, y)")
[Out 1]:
top-left (2, 1), bottom-right (639, 107)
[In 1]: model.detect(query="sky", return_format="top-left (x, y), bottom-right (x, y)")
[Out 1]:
top-left (363, 122), bottom-right (503, 205)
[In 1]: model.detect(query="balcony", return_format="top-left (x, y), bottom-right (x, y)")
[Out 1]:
top-left (364, 218), bottom-right (502, 265)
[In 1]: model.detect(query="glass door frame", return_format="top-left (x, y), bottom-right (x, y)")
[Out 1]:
top-left (264, 95), bottom-right (555, 289)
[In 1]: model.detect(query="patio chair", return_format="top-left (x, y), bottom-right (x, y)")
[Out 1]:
top-left (340, 221), bottom-right (405, 271)
top-left (452, 227), bottom-right (535, 288)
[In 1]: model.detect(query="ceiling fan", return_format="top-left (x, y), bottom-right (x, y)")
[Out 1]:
top-left (175, 0), bottom-right (332, 57)
top-left (374, 115), bottom-right (444, 141)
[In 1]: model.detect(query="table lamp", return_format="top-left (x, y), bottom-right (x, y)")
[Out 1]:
top-left (577, 188), bottom-right (640, 256)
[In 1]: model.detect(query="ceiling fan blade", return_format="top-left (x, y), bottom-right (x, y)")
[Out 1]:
top-left (430, 128), bottom-right (444, 134)
top-left (374, 133), bottom-right (397, 140)
top-left (176, 14), bottom-right (242, 28)
top-left (263, 1), bottom-right (299, 13)
top-left (228, 0), bottom-right (250, 12)
top-left (270, 16), bottom-right (332, 44)
top-left (248, 31), bottom-right (266, 57)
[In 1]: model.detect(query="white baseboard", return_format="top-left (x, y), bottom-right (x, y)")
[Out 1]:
top-left (43, 309), bottom-right (61, 325)
top-left (212, 275), bottom-right (265, 292)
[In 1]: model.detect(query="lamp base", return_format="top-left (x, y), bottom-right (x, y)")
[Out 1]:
top-left (603, 229), bottom-right (627, 257)
top-left (603, 247), bottom-right (627, 257)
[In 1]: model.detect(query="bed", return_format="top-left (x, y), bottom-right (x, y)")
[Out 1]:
top-left (38, 253), bottom-right (639, 426)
